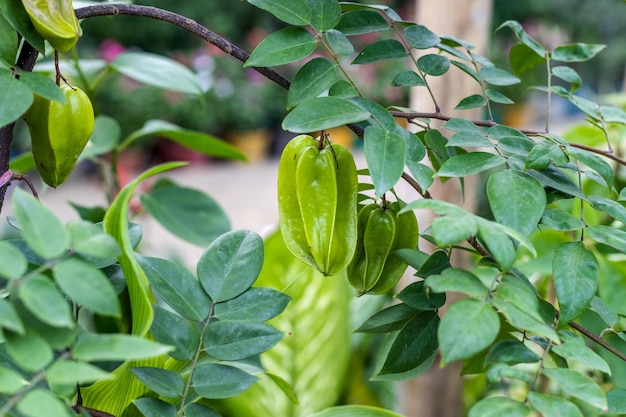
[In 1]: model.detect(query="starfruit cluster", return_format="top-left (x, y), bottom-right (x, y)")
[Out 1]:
top-left (277, 135), bottom-right (358, 276)
top-left (23, 83), bottom-right (94, 187)
top-left (347, 201), bottom-right (419, 295)
top-left (22, 0), bottom-right (82, 52)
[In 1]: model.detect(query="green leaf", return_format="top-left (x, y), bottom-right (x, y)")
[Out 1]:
top-left (589, 196), bottom-right (626, 224)
top-left (0, 240), bottom-right (27, 279)
top-left (198, 230), bottom-right (264, 302)
top-left (469, 397), bottom-right (530, 417)
top-left (552, 43), bottom-right (606, 63)
top-left (184, 403), bottom-right (222, 417)
top-left (18, 275), bottom-right (74, 328)
top-left (395, 281), bottom-right (446, 311)
top-left (306, 405), bottom-right (406, 417)
top-left (552, 341), bottom-right (610, 375)
top-left (528, 392), bottom-right (583, 417)
top-left (150, 306), bottom-right (200, 361)
top-left (303, 0), bottom-right (341, 31)
top-left (323, 29), bottom-right (354, 56)
top-left (0, 365), bottom-right (23, 394)
top-left (81, 115), bottom-right (122, 160)
top-left (425, 268), bottom-right (489, 298)
top-left (404, 25), bottom-right (440, 49)
top-left (606, 389), bottom-right (626, 414)
top-left (543, 368), bottom-right (607, 410)
top-left (494, 275), bottom-right (542, 321)
top-left (520, 165), bottom-right (587, 201)
top-left (0, 0), bottom-right (45, 54)
top-left (480, 67), bottom-right (520, 86)
top-left (111, 52), bottom-right (202, 95)
top-left (47, 360), bottom-right (110, 385)
top-left (12, 188), bottom-right (69, 259)
top-left (247, 0), bottom-right (311, 26)
top-left (140, 179), bottom-right (230, 247)
top-left (0, 12), bottom-right (17, 64)
top-left (526, 141), bottom-right (569, 169)
top-left (0, 298), bottom-right (24, 334)
top-left (587, 225), bottom-right (626, 252)
top-left (16, 389), bottom-right (72, 417)
top-left (131, 367), bottom-right (184, 398)
top-left (438, 299), bottom-right (499, 365)
top-left (390, 70), bottom-right (426, 87)
top-left (454, 94), bottom-right (486, 110)
top-left (485, 89), bottom-right (514, 104)
top-left (121, 119), bottom-right (245, 160)
top-left (492, 298), bottom-right (559, 342)
top-left (133, 398), bottom-right (176, 417)
top-left (486, 363), bottom-right (534, 384)
top-left (352, 39), bottom-right (407, 65)
top-left (364, 126), bottom-right (406, 196)
top-left (203, 321), bottom-right (282, 361)
top-left (18, 71), bottom-right (65, 103)
top-left (447, 131), bottom-right (492, 147)
top-left (379, 311), bottom-right (439, 375)
top-left (553, 242), bottom-right (598, 322)
top-left (54, 257), bottom-right (121, 317)
top-left (417, 54), bottom-right (450, 76)
top-left (405, 162), bottom-right (433, 193)
top-left (486, 340), bottom-right (540, 365)
top-left (567, 147), bottom-right (614, 188)
top-left (73, 333), bottom-right (174, 362)
top-left (436, 152), bottom-right (505, 177)
top-left (442, 118), bottom-right (481, 133)
top-left (335, 10), bottom-right (389, 36)
top-left (4, 328), bottom-right (52, 371)
top-left (589, 296), bottom-right (618, 327)
top-left (477, 221), bottom-right (516, 271)
top-left (450, 60), bottom-right (480, 82)
top-left (487, 170), bottom-right (546, 236)
top-left (496, 20), bottom-right (546, 58)
top-left (193, 363), bottom-right (258, 399)
top-left (288, 58), bottom-right (337, 109)
top-left (214, 287), bottom-right (290, 322)
top-left (355, 303), bottom-right (420, 334)
top-left (351, 97), bottom-right (396, 131)
top-left (552, 66), bottom-right (582, 92)
top-left (282, 96), bottom-right (370, 133)
top-left (509, 43), bottom-right (546, 75)
top-left (245, 27), bottom-right (316, 67)
top-left (430, 213), bottom-right (478, 246)
top-left (137, 255), bottom-right (212, 321)
top-left (67, 220), bottom-right (121, 262)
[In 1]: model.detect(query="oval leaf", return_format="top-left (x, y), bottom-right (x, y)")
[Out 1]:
top-left (307, 405), bottom-right (406, 417)
top-left (131, 367), bottom-right (184, 398)
top-left (364, 126), bottom-right (406, 196)
top-left (73, 333), bottom-right (174, 362)
top-left (193, 363), bottom-right (258, 399)
top-left (553, 242), bottom-right (598, 323)
top-left (247, 0), bottom-right (311, 26)
top-left (203, 321), bottom-right (283, 361)
top-left (214, 287), bottom-right (290, 322)
top-left (245, 27), bottom-right (316, 67)
top-left (417, 54), bottom-right (450, 76)
top-left (197, 230), bottom-right (264, 302)
top-left (0, 70), bottom-right (33, 126)
top-left (439, 299), bottom-right (499, 365)
top-left (282, 96), bottom-right (370, 133)
top-left (487, 170), bottom-right (547, 236)
top-left (287, 57), bottom-right (337, 109)
top-left (150, 306), bottom-right (200, 361)
top-left (111, 52), bottom-right (203, 95)
top-left (138, 255), bottom-right (212, 321)
top-left (18, 275), bottom-right (74, 328)
top-left (352, 39), bottom-right (407, 65)
top-left (436, 152), bottom-right (505, 178)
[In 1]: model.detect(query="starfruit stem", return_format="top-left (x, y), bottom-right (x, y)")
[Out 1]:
top-left (381, 194), bottom-right (387, 211)
top-left (54, 50), bottom-right (69, 87)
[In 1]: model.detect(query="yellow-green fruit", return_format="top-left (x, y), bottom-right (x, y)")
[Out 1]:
top-left (347, 201), bottom-right (418, 295)
top-left (24, 84), bottom-right (94, 188)
top-left (278, 135), bottom-right (358, 276)
top-left (22, 0), bottom-right (82, 52)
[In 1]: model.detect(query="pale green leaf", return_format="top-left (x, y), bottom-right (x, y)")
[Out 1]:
top-left (352, 39), bottom-right (407, 65)
top-left (133, 398), bottom-right (176, 417)
top-left (47, 360), bottom-right (110, 385)
top-left (528, 392), bottom-right (583, 417)
top-left (73, 333), bottom-right (174, 362)
top-left (131, 367), bottom-right (184, 398)
top-left (543, 367), bottom-right (607, 410)
top-left (282, 96), bottom-right (370, 133)
top-left (0, 70), bottom-right (33, 126)
top-left (552, 43), bottom-right (606, 63)
top-left (246, 27), bottom-right (316, 67)
top-left (364, 126), bottom-right (406, 196)
top-left (193, 363), bottom-right (258, 399)
top-left (436, 153), bottom-right (505, 177)
top-left (16, 389), bottom-right (72, 417)
top-left (425, 268), bottom-right (488, 298)
top-left (247, 0), bottom-right (311, 26)
top-left (18, 275), bottom-right (74, 328)
top-left (553, 242), bottom-right (598, 322)
top-left (0, 240), bottom-right (27, 279)
top-left (203, 321), bottom-right (283, 361)
top-left (307, 405), bottom-right (406, 417)
top-left (287, 57), bottom-right (337, 109)
top-left (469, 397), bottom-right (530, 417)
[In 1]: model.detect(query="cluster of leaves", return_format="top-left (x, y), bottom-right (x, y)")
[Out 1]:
top-left (242, 0), bottom-right (626, 415)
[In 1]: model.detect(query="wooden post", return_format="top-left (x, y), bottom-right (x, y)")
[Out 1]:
top-left (401, 1), bottom-right (493, 416)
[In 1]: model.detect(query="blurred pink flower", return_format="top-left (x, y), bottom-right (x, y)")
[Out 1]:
top-left (100, 39), bottom-right (126, 61)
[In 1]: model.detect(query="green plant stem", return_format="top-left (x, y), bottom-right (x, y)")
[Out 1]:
top-left (569, 321), bottom-right (626, 362)
top-left (545, 54), bottom-right (552, 133)
top-left (469, 50), bottom-right (494, 121)
top-left (178, 311), bottom-right (213, 416)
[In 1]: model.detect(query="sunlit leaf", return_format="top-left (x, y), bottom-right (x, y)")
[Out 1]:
top-left (245, 27), bottom-right (317, 67)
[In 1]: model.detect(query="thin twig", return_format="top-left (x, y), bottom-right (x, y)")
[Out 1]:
top-left (569, 321), bottom-right (626, 362)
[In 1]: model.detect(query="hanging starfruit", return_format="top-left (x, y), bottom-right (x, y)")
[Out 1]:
top-left (277, 135), bottom-right (358, 276)
top-left (347, 201), bottom-right (419, 295)
top-left (22, 0), bottom-right (82, 52)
